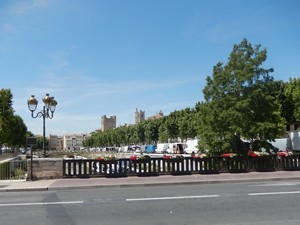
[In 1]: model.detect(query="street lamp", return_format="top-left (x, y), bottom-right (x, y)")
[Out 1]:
top-left (27, 93), bottom-right (58, 157)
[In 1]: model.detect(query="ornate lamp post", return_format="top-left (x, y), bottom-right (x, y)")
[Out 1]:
top-left (27, 93), bottom-right (58, 157)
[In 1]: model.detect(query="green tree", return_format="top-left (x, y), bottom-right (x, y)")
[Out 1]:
top-left (144, 119), bottom-right (160, 144)
top-left (35, 136), bottom-right (49, 150)
top-left (0, 89), bottom-right (14, 146)
top-left (116, 125), bottom-right (127, 146)
top-left (0, 89), bottom-right (28, 151)
top-left (178, 108), bottom-right (197, 141)
top-left (132, 123), bottom-right (145, 145)
top-left (5, 115), bottom-right (27, 147)
top-left (165, 111), bottom-right (179, 142)
top-left (283, 78), bottom-right (300, 126)
top-left (198, 39), bottom-right (284, 154)
top-left (158, 117), bottom-right (169, 143)
top-left (83, 135), bottom-right (94, 147)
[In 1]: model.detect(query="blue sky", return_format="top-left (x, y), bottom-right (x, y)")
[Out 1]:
top-left (1, 0), bottom-right (299, 136)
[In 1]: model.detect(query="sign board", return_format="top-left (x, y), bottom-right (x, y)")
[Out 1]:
top-left (27, 137), bottom-right (37, 146)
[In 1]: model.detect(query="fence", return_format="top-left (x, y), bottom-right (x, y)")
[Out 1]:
top-left (0, 160), bottom-right (27, 181)
top-left (63, 155), bottom-right (300, 178)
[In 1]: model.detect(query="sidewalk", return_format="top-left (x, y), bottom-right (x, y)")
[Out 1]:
top-left (1, 170), bottom-right (300, 192)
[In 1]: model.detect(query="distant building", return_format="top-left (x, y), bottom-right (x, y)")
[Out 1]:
top-left (147, 110), bottom-right (164, 120)
top-left (135, 108), bottom-right (145, 124)
top-left (63, 134), bottom-right (87, 150)
top-left (48, 134), bottom-right (88, 151)
top-left (48, 135), bottom-right (63, 150)
top-left (101, 115), bottom-right (116, 131)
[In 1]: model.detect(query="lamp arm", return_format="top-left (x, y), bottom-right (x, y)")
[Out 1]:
top-left (31, 110), bottom-right (45, 119)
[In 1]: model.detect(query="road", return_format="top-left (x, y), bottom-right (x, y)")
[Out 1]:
top-left (1, 180), bottom-right (300, 225)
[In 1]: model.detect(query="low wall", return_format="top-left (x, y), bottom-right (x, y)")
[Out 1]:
top-left (27, 158), bottom-right (63, 180)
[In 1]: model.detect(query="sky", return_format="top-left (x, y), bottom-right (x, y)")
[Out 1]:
top-left (1, 0), bottom-right (300, 136)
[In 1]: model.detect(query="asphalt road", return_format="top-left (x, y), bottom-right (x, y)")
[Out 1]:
top-left (1, 180), bottom-right (300, 225)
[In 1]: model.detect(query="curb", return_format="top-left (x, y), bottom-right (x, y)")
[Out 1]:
top-left (47, 176), bottom-right (300, 191)
top-left (0, 187), bottom-right (49, 192)
top-left (2, 173), bottom-right (300, 192)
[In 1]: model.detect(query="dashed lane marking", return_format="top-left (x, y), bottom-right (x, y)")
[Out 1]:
top-left (0, 201), bottom-right (84, 207)
top-left (126, 195), bottom-right (220, 201)
top-left (249, 191), bottom-right (300, 196)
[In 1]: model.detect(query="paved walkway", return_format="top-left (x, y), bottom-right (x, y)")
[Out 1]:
top-left (1, 170), bottom-right (300, 192)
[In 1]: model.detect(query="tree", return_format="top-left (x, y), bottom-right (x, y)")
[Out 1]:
top-left (283, 78), bottom-right (300, 127)
top-left (158, 117), bottom-right (169, 143)
top-left (132, 123), bottom-right (145, 145)
top-left (165, 111), bottom-right (180, 142)
top-left (5, 115), bottom-right (27, 147)
top-left (178, 108), bottom-right (197, 141)
top-left (144, 119), bottom-right (160, 144)
top-left (116, 125), bottom-right (127, 146)
top-left (198, 39), bottom-right (284, 154)
top-left (35, 136), bottom-right (49, 150)
top-left (0, 89), bottom-right (28, 151)
top-left (0, 89), bottom-right (14, 146)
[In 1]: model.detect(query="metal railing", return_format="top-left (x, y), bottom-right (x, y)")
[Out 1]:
top-left (62, 155), bottom-right (300, 178)
top-left (0, 160), bottom-right (27, 181)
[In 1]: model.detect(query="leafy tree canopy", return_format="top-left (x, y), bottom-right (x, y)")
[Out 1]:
top-left (283, 78), bottom-right (300, 124)
top-left (198, 39), bottom-right (284, 154)
top-left (0, 89), bottom-right (28, 148)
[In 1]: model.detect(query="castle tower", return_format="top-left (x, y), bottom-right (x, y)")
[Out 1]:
top-left (101, 115), bottom-right (116, 131)
top-left (135, 108), bottom-right (145, 124)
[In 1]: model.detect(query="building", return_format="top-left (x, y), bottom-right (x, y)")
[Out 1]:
top-left (48, 135), bottom-right (63, 150)
top-left (48, 134), bottom-right (87, 151)
top-left (135, 108), bottom-right (145, 124)
top-left (147, 110), bottom-right (164, 120)
top-left (101, 115), bottom-right (116, 131)
top-left (63, 134), bottom-right (87, 151)
top-left (48, 134), bottom-right (88, 151)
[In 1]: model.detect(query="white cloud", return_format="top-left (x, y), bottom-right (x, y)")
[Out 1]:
top-left (1, 0), bottom-right (56, 35)
top-left (29, 69), bottom-right (202, 103)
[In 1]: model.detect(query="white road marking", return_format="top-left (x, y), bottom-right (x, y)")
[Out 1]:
top-left (126, 195), bottom-right (219, 202)
top-left (250, 182), bottom-right (300, 187)
top-left (0, 201), bottom-right (84, 207)
top-left (249, 191), bottom-right (300, 196)
top-left (3, 190), bottom-right (299, 207)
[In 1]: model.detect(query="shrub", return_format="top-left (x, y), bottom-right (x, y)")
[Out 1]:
top-left (0, 162), bottom-right (11, 180)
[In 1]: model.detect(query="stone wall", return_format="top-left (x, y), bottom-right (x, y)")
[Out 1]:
top-left (27, 158), bottom-right (63, 180)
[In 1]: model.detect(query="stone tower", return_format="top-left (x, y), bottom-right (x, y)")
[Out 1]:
top-left (135, 108), bottom-right (145, 124)
top-left (101, 115), bottom-right (116, 131)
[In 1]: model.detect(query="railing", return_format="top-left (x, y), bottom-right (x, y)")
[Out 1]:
top-left (62, 155), bottom-right (300, 178)
top-left (0, 160), bottom-right (27, 181)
